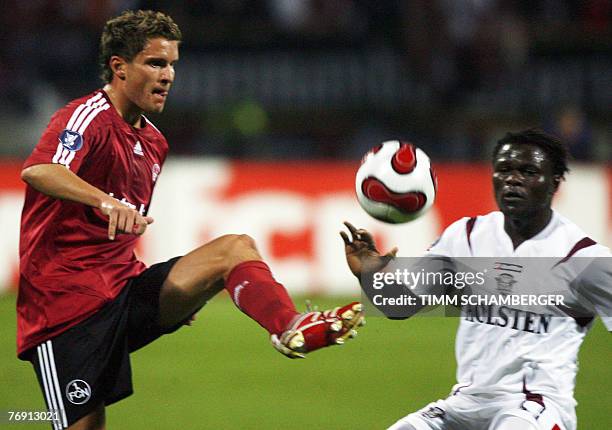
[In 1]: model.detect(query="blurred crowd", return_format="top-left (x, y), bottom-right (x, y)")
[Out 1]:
top-left (0, 0), bottom-right (610, 161)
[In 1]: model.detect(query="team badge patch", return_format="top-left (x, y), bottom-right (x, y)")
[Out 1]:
top-left (495, 273), bottom-right (517, 294)
top-left (65, 379), bottom-right (91, 405)
top-left (152, 163), bottom-right (160, 182)
top-left (59, 129), bottom-right (83, 151)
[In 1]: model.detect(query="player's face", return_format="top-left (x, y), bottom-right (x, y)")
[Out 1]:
top-left (123, 37), bottom-right (179, 114)
top-left (492, 143), bottom-right (558, 216)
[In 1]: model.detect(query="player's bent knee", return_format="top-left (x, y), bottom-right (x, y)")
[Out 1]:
top-left (220, 234), bottom-right (262, 273)
top-left (232, 233), bottom-right (257, 251)
top-left (216, 233), bottom-right (257, 254)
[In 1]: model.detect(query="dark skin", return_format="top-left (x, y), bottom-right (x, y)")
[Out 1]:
top-left (492, 143), bottom-right (560, 249)
top-left (342, 143), bottom-right (561, 276)
top-left (343, 145), bottom-right (609, 430)
top-left (340, 222), bottom-right (397, 278)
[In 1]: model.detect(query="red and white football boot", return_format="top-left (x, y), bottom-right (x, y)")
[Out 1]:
top-left (271, 302), bottom-right (365, 358)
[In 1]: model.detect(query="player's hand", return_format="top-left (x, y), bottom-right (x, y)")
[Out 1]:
top-left (340, 221), bottom-right (398, 278)
top-left (100, 199), bottom-right (154, 240)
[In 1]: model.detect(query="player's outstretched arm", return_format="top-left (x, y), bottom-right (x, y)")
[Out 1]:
top-left (21, 163), bottom-right (153, 240)
top-left (340, 221), bottom-right (398, 278)
top-left (341, 222), bottom-right (430, 320)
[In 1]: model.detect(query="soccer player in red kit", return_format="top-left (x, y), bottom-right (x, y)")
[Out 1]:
top-left (17, 10), bottom-right (363, 430)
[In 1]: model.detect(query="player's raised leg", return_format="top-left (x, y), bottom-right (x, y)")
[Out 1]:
top-left (157, 234), bottom-right (363, 357)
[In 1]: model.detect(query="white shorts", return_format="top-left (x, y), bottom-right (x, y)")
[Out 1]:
top-left (387, 393), bottom-right (572, 430)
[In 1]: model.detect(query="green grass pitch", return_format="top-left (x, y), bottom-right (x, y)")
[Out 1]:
top-left (1, 292), bottom-right (609, 429)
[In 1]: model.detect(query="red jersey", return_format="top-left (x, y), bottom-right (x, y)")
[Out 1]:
top-left (17, 90), bottom-right (169, 357)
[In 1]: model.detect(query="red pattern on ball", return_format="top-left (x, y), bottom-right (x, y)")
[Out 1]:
top-left (391, 143), bottom-right (417, 174)
top-left (361, 177), bottom-right (426, 213)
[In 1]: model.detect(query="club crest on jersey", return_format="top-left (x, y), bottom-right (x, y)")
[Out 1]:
top-left (152, 163), bottom-right (160, 182)
top-left (65, 379), bottom-right (91, 405)
top-left (495, 273), bottom-right (517, 294)
top-left (59, 129), bottom-right (83, 151)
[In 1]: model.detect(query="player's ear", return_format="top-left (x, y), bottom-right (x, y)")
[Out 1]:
top-left (109, 56), bottom-right (127, 81)
top-left (551, 175), bottom-right (562, 192)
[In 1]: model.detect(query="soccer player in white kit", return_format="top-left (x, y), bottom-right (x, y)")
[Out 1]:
top-left (341, 129), bottom-right (612, 430)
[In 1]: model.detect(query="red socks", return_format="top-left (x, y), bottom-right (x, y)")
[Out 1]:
top-left (225, 261), bottom-right (299, 335)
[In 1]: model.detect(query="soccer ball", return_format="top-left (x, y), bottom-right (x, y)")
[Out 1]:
top-left (355, 140), bottom-right (437, 223)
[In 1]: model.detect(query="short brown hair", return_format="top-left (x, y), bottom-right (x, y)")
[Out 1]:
top-left (98, 10), bottom-right (182, 83)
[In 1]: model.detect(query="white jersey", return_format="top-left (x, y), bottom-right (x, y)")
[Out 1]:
top-left (426, 210), bottom-right (612, 424)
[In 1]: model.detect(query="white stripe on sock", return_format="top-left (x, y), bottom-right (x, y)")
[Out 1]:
top-left (233, 281), bottom-right (250, 309)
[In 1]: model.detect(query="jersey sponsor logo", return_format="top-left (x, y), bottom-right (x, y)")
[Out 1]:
top-left (108, 192), bottom-right (147, 215)
top-left (59, 129), bottom-right (83, 151)
top-left (152, 163), bottom-right (161, 182)
top-left (133, 141), bottom-right (144, 156)
top-left (65, 379), bottom-right (91, 405)
top-left (464, 304), bottom-right (553, 334)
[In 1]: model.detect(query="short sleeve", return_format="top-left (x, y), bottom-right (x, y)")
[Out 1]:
top-left (572, 251), bottom-right (612, 331)
top-left (24, 97), bottom-right (109, 173)
top-left (426, 217), bottom-right (472, 258)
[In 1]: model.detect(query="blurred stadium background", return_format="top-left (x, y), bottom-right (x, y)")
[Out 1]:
top-left (0, 1), bottom-right (610, 429)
